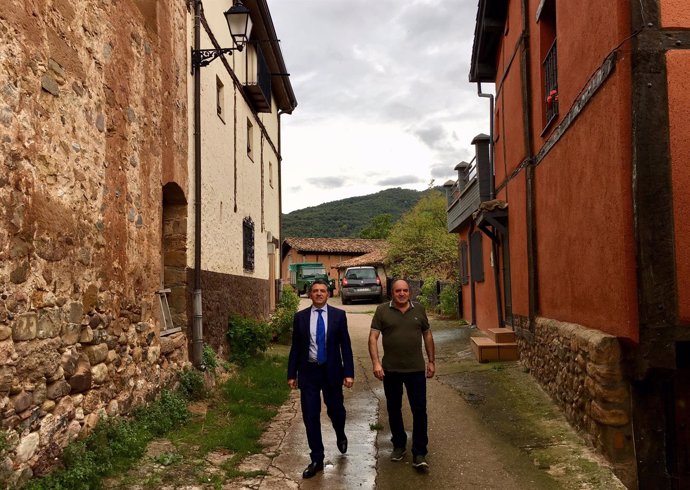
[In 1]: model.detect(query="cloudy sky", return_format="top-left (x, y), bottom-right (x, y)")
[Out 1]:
top-left (269, 0), bottom-right (490, 213)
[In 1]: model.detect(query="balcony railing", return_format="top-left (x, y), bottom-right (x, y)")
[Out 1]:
top-left (446, 156), bottom-right (479, 233)
top-left (446, 156), bottom-right (477, 208)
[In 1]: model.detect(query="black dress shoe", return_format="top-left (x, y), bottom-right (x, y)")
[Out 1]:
top-left (302, 461), bottom-right (324, 479)
top-left (337, 435), bottom-right (348, 454)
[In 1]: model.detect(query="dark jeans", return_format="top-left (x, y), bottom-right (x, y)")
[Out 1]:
top-left (299, 363), bottom-right (346, 463)
top-left (383, 370), bottom-right (428, 456)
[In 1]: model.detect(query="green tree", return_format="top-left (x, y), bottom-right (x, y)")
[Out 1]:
top-left (385, 191), bottom-right (458, 281)
top-left (359, 213), bottom-right (394, 239)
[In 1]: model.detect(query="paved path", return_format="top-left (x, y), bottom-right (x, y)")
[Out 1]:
top-left (100, 298), bottom-right (625, 489)
top-left (264, 304), bottom-right (378, 488)
top-left (244, 299), bottom-right (378, 489)
top-left (234, 298), bottom-right (624, 489)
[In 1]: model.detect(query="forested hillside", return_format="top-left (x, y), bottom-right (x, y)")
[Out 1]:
top-left (282, 187), bottom-right (433, 238)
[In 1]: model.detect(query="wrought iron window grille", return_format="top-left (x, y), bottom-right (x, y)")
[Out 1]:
top-left (543, 39), bottom-right (559, 127)
top-left (243, 217), bottom-right (255, 271)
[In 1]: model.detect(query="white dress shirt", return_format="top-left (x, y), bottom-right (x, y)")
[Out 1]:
top-left (309, 305), bottom-right (328, 362)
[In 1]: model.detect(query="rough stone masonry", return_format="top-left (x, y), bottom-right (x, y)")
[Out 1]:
top-left (0, 0), bottom-right (190, 487)
top-left (515, 317), bottom-right (637, 488)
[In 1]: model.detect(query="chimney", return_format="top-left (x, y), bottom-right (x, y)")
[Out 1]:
top-left (472, 133), bottom-right (491, 202)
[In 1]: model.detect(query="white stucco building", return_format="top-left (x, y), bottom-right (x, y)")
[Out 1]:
top-left (169, 0), bottom-right (296, 358)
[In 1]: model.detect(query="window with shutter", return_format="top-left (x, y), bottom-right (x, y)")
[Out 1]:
top-left (470, 231), bottom-right (484, 283)
top-left (243, 217), bottom-right (255, 271)
top-left (460, 240), bottom-right (469, 285)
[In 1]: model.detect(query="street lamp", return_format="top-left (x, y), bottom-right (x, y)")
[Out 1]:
top-left (225, 0), bottom-right (253, 50)
top-left (191, 0), bottom-right (254, 69)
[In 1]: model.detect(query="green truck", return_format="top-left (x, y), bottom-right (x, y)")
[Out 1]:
top-left (288, 262), bottom-right (336, 296)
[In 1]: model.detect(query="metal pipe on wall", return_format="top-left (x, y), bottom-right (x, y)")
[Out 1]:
top-left (477, 82), bottom-right (503, 328)
top-left (492, 240), bottom-right (504, 328)
top-left (520, 0), bottom-right (538, 322)
top-left (192, 0), bottom-right (204, 368)
top-left (477, 82), bottom-right (495, 200)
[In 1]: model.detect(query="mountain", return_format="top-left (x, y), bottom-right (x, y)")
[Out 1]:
top-left (281, 187), bottom-right (433, 238)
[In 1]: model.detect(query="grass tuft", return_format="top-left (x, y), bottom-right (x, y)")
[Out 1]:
top-left (172, 355), bottom-right (290, 477)
top-left (26, 356), bottom-right (289, 489)
top-left (25, 389), bottom-right (189, 490)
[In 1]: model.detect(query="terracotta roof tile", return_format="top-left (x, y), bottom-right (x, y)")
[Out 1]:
top-left (283, 237), bottom-right (385, 254)
top-left (334, 246), bottom-right (388, 268)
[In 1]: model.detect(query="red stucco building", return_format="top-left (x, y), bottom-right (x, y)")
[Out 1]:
top-left (447, 1), bottom-right (690, 487)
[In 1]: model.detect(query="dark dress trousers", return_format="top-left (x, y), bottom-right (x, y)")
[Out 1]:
top-left (287, 305), bottom-right (354, 463)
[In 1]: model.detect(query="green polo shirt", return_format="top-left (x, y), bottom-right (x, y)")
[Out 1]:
top-left (371, 301), bottom-right (430, 372)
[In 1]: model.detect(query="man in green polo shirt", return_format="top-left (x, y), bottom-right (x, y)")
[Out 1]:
top-left (368, 278), bottom-right (435, 470)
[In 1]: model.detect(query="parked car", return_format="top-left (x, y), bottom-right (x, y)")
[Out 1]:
top-left (340, 266), bottom-right (383, 304)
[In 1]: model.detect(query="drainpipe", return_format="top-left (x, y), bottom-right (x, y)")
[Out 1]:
top-left (492, 240), bottom-right (504, 328)
top-left (192, 0), bottom-right (204, 368)
top-left (477, 82), bottom-right (495, 200)
top-left (277, 109), bottom-right (285, 292)
top-left (469, 224), bottom-right (477, 326)
top-left (520, 0), bottom-right (537, 322)
top-left (477, 82), bottom-right (502, 327)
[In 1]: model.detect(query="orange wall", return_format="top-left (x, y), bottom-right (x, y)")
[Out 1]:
top-left (661, 0), bottom-right (690, 28)
top-left (495, 0), bottom-right (528, 181)
top-left (474, 232), bottom-right (500, 330)
top-left (503, 175), bottom-right (529, 319)
top-left (456, 227), bottom-right (499, 329)
top-left (487, 0), bottom-right (638, 338)
top-left (527, 0), bottom-right (638, 339)
top-left (534, 67), bottom-right (637, 339)
top-left (551, 1), bottom-right (631, 134)
top-left (666, 50), bottom-right (690, 323)
top-left (493, 4), bottom-right (530, 323)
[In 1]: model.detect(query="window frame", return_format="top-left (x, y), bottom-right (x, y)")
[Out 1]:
top-left (459, 240), bottom-right (469, 285)
top-left (243, 217), bottom-right (255, 272)
top-left (538, 0), bottom-right (558, 133)
top-left (470, 231), bottom-right (484, 283)
top-left (216, 76), bottom-right (225, 122)
top-left (246, 118), bottom-right (254, 161)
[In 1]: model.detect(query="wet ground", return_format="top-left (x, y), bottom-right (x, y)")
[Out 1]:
top-left (104, 297), bottom-right (625, 489)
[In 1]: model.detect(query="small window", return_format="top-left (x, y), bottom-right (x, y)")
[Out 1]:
top-left (243, 217), bottom-right (255, 271)
top-left (269, 161), bottom-right (274, 188)
top-left (539, 0), bottom-right (558, 130)
top-left (470, 232), bottom-right (484, 283)
top-left (216, 76), bottom-right (225, 122)
top-left (247, 119), bottom-right (254, 160)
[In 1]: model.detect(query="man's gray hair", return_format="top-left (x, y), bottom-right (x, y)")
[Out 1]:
top-left (310, 279), bottom-right (330, 292)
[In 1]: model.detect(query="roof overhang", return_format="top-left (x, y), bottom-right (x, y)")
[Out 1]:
top-left (245, 0), bottom-right (298, 113)
top-left (469, 0), bottom-right (509, 83)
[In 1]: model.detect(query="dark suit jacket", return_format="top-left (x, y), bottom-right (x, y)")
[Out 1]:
top-left (287, 304), bottom-right (354, 385)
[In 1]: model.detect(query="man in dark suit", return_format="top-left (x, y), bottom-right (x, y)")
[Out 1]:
top-left (288, 279), bottom-right (355, 479)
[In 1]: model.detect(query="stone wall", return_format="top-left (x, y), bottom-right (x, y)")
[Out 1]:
top-left (0, 0), bottom-right (189, 486)
top-left (193, 269), bottom-right (271, 359)
top-left (515, 316), bottom-right (636, 488)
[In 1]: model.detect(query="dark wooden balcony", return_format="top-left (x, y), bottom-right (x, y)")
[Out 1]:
top-left (446, 133), bottom-right (491, 233)
top-left (245, 43), bottom-right (272, 113)
top-left (447, 176), bottom-right (480, 233)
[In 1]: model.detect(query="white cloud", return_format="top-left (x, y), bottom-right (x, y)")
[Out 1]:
top-left (270, 0), bottom-right (490, 213)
